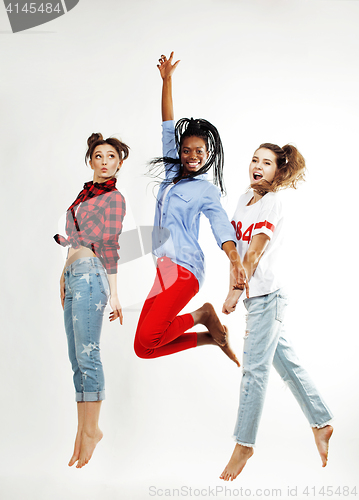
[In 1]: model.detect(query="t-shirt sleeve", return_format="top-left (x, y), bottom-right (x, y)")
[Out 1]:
top-left (162, 120), bottom-right (180, 179)
top-left (252, 194), bottom-right (282, 240)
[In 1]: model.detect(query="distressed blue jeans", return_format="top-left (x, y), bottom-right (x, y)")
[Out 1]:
top-left (64, 257), bottom-right (109, 402)
top-left (233, 289), bottom-right (333, 447)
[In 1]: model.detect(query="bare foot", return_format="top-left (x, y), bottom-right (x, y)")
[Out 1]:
top-left (312, 425), bottom-right (333, 467)
top-left (197, 327), bottom-right (239, 366)
top-left (192, 303), bottom-right (226, 346)
top-left (68, 430), bottom-right (82, 467)
top-left (220, 326), bottom-right (240, 367)
top-left (76, 428), bottom-right (103, 468)
top-left (220, 443), bottom-right (254, 481)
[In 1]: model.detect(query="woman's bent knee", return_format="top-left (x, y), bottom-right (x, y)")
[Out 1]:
top-left (134, 337), bottom-right (154, 359)
top-left (135, 325), bottom-right (164, 351)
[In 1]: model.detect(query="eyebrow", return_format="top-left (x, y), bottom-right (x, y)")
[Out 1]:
top-left (253, 155), bottom-right (273, 162)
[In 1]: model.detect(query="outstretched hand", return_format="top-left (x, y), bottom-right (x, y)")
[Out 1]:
top-left (157, 52), bottom-right (180, 80)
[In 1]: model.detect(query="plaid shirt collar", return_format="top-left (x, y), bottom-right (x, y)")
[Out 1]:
top-left (83, 177), bottom-right (117, 191)
top-left (82, 177), bottom-right (117, 195)
top-left (54, 177), bottom-right (119, 249)
top-left (68, 178), bottom-right (117, 210)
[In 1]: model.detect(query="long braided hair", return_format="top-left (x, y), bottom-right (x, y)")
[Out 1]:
top-left (150, 118), bottom-right (225, 194)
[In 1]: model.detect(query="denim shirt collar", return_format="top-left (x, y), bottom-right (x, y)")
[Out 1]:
top-left (176, 172), bottom-right (208, 183)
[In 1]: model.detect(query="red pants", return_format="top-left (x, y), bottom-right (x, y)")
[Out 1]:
top-left (134, 257), bottom-right (199, 359)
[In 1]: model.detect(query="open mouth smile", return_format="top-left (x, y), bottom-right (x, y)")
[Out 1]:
top-left (253, 172), bottom-right (263, 181)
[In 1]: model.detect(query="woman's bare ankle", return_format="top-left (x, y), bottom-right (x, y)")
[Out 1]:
top-left (76, 427), bottom-right (103, 469)
top-left (191, 303), bottom-right (226, 346)
top-left (196, 331), bottom-right (215, 346)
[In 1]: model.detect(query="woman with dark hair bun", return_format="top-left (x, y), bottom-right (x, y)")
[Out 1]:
top-left (54, 132), bottom-right (129, 468)
top-left (220, 143), bottom-right (333, 480)
top-left (134, 52), bottom-right (248, 363)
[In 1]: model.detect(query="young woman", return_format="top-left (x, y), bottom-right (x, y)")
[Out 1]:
top-left (134, 52), bottom-right (248, 363)
top-left (220, 143), bottom-right (333, 481)
top-left (54, 133), bottom-right (129, 468)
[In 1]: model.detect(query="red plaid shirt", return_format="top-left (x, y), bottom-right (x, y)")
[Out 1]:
top-left (54, 178), bottom-right (126, 274)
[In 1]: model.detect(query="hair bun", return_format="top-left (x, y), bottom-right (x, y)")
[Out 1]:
top-left (186, 118), bottom-right (204, 135)
top-left (282, 144), bottom-right (293, 159)
top-left (85, 132), bottom-right (130, 166)
top-left (87, 133), bottom-right (103, 149)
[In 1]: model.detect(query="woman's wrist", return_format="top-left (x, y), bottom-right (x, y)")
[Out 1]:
top-left (227, 289), bottom-right (241, 300)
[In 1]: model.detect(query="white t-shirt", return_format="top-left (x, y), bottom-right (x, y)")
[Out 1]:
top-left (231, 190), bottom-right (284, 298)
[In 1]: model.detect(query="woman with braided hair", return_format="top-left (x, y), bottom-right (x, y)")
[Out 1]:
top-left (54, 132), bottom-right (129, 468)
top-left (134, 52), bottom-right (248, 362)
top-left (220, 143), bottom-right (333, 480)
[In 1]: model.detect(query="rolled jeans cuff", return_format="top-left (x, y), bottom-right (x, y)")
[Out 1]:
top-left (311, 419), bottom-right (333, 429)
top-left (233, 436), bottom-right (255, 448)
top-left (76, 390), bottom-right (105, 402)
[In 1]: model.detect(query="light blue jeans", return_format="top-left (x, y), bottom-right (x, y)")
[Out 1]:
top-left (233, 289), bottom-right (333, 447)
top-left (64, 257), bottom-right (109, 402)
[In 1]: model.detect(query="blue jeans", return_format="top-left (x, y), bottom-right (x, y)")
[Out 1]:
top-left (233, 289), bottom-right (333, 447)
top-left (64, 257), bottom-right (109, 402)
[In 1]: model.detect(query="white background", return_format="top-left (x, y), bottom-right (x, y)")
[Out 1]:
top-left (1, 1), bottom-right (358, 499)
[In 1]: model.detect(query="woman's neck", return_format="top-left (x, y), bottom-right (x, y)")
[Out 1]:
top-left (248, 191), bottom-right (263, 205)
top-left (93, 175), bottom-right (115, 184)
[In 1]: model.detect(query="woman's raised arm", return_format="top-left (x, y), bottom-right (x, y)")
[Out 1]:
top-left (157, 52), bottom-right (180, 122)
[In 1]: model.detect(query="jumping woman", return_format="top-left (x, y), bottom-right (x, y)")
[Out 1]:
top-left (54, 133), bottom-right (129, 468)
top-left (220, 143), bottom-right (333, 480)
top-left (134, 52), bottom-right (248, 363)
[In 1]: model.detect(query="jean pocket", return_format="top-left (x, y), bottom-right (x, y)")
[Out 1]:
top-left (64, 273), bottom-right (71, 294)
top-left (275, 293), bottom-right (287, 323)
top-left (71, 260), bottom-right (92, 276)
top-left (96, 270), bottom-right (110, 299)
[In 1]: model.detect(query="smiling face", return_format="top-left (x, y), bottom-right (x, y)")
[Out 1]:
top-left (89, 143), bottom-right (123, 183)
top-left (180, 136), bottom-right (209, 176)
top-left (249, 147), bottom-right (278, 185)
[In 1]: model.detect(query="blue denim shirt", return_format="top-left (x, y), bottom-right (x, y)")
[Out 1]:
top-left (152, 120), bottom-right (236, 288)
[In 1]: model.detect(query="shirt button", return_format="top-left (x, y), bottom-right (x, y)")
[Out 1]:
top-left (160, 258), bottom-right (164, 262)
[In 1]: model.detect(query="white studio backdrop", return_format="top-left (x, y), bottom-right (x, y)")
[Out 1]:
top-left (0, 1), bottom-right (358, 499)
